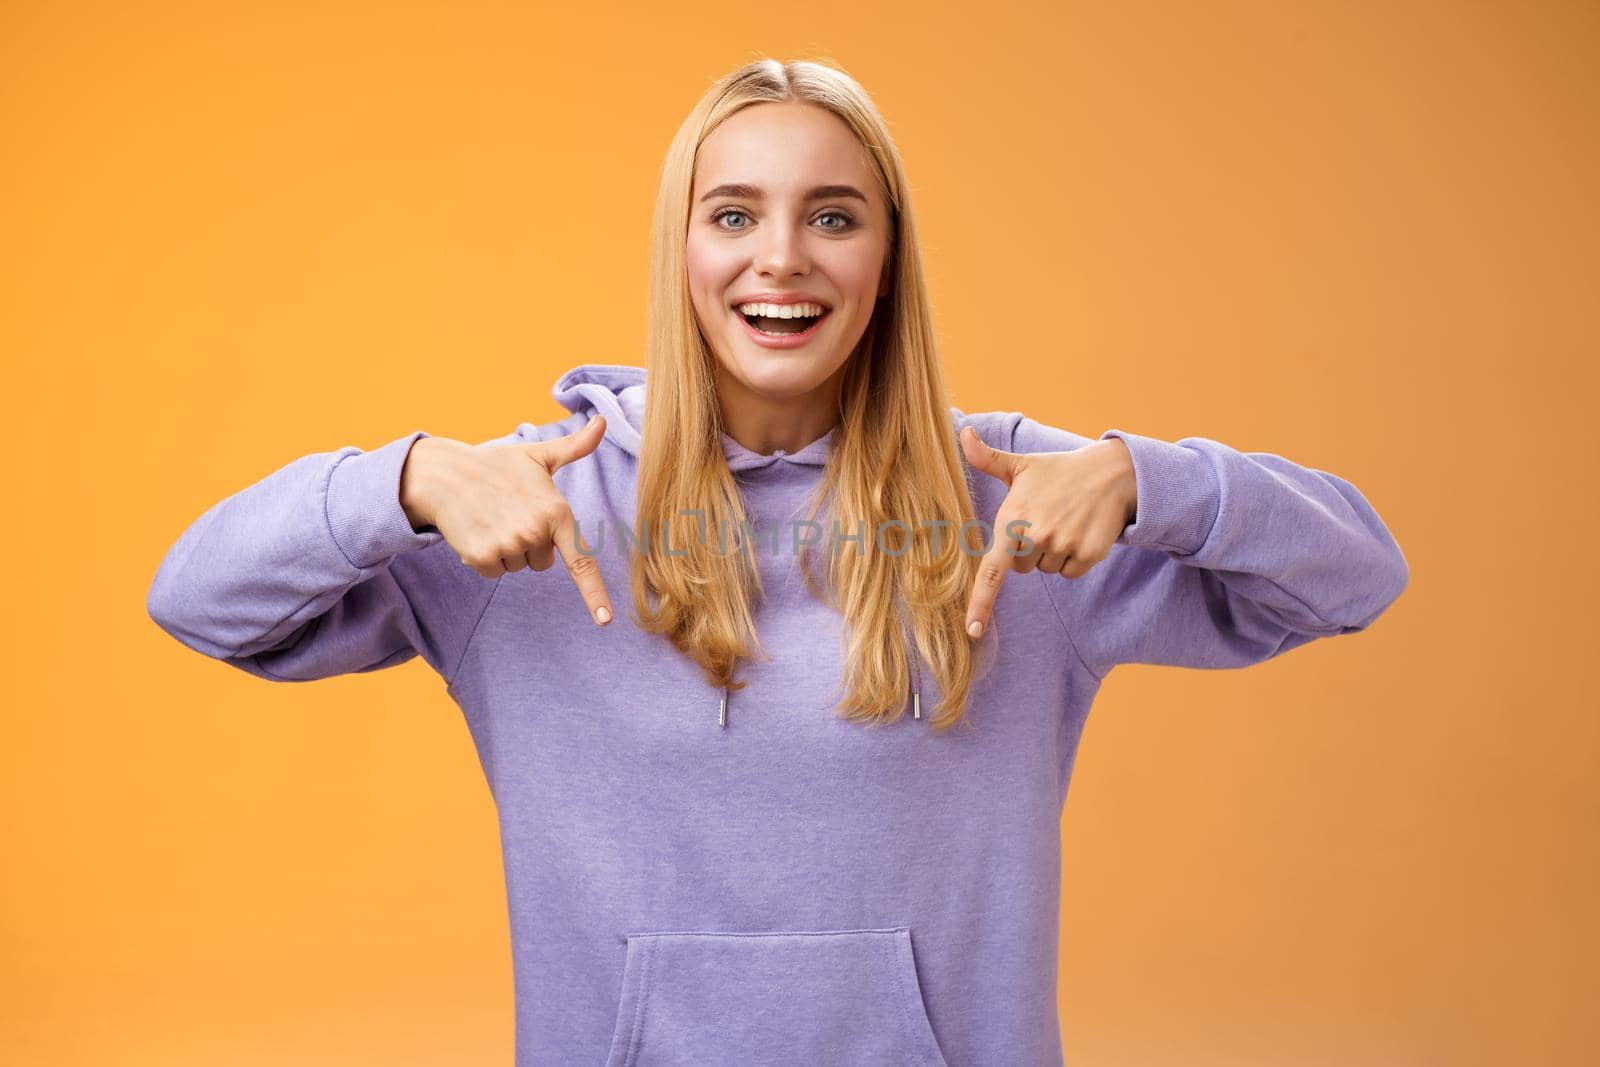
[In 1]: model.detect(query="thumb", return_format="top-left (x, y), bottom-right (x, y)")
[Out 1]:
top-left (530, 413), bottom-right (607, 473)
top-left (961, 425), bottom-right (1020, 486)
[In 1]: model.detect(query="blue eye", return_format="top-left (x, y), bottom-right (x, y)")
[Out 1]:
top-left (709, 208), bottom-right (857, 232)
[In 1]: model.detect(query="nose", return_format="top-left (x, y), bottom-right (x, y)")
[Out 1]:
top-left (753, 217), bottom-right (811, 278)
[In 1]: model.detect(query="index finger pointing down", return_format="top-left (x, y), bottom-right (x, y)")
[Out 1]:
top-left (965, 519), bottom-right (1022, 638)
top-left (551, 507), bottom-right (613, 625)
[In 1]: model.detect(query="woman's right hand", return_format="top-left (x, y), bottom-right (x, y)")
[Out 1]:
top-left (400, 414), bottom-right (613, 625)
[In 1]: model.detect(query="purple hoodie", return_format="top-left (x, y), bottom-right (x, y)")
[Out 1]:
top-left (146, 362), bottom-right (1408, 1066)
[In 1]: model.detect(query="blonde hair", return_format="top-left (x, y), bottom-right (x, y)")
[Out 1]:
top-left (631, 57), bottom-right (986, 732)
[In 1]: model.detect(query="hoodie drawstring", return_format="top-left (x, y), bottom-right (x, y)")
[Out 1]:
top-left (717, 660), bottom-right (922, 728)
top-left (911, 652), bottom-right (923, 720)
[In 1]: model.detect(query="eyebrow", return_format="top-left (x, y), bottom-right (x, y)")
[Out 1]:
top-left (698, 183), bottom-right (869, 204)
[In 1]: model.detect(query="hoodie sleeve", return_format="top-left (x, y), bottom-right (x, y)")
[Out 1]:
top-left (1006, 414), bottom-right (1410, 681)
top-left (146, 427), bottom-right (520, 685)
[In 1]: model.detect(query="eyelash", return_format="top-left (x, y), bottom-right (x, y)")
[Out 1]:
top-left (709, 207), bottom-right (856, 232)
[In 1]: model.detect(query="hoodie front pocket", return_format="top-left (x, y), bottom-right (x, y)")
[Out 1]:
top-left (602, 926), bottom-right (950, 1067)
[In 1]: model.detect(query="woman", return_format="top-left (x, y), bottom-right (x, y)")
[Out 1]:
top-left (147, 58), bottom-right (1409, 1067)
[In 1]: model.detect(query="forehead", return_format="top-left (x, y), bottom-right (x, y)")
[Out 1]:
top-left (693, 102), bottom-right (875, 196)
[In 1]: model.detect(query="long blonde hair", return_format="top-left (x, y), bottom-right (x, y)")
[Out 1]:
top-left (631, 57), bottom-right (986, 732)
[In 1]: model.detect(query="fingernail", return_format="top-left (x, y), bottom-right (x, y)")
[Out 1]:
top-left (967, 619), bottom-right (983, 638)
top-left (595, 606), bottom-right (611, 624)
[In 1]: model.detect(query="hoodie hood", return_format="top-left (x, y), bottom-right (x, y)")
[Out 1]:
top-left (551, 363), bottom-right (838, 474)
top-left (551, 362), bottom-right (875, 728)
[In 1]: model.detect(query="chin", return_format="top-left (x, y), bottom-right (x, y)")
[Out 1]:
top-left (725, 345), bottom-right (846, 396)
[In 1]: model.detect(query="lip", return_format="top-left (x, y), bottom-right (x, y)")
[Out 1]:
top-left (733, 304), bottom-right (831, 349)
top-left (730, 291), bottom-right (832, 309)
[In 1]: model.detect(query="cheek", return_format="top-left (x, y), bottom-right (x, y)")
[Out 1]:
top-left (685, 236), bottom-right (738, 302)
top-left (821, 244), bottom-right (886, 305)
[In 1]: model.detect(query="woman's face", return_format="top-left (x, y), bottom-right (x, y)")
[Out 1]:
top-left (687, 101), bottom-right (891, 419)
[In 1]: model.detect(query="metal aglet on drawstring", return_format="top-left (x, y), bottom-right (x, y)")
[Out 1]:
top-left (719, 690), bottom-right (727, 729)
top-left (911, 649), bottom-right (924, 720)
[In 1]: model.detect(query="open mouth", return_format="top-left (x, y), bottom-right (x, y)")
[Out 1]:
top-left (733, 306), bottom-right (832, 343)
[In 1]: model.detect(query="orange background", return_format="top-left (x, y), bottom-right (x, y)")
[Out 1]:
top-left (4, 2), bottom-right (1595, 1063)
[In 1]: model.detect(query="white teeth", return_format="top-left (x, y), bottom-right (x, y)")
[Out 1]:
top-left (735, 302), bottom-right (826, 318)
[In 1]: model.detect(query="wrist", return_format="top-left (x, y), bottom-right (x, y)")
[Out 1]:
top-left (1105, 436), bottom-right (1137, 525)
top-left (400, 436), bottom-right (440, 532)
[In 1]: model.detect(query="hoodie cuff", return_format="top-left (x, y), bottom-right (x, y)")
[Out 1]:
top-left (325, 430), bottom-right (446, 569)
top-left (1099, 429), bottom-right (1220, 556)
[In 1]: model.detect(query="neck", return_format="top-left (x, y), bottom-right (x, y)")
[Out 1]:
top-left (714, 361), bottom-right (846, 456)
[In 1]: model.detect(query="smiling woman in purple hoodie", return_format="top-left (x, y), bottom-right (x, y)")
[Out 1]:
top-left (148, 58), bottom-right (1409, 1067)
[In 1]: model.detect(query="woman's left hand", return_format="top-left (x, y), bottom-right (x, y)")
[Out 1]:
top-left (959, 426), bottom-right (1138, 640)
